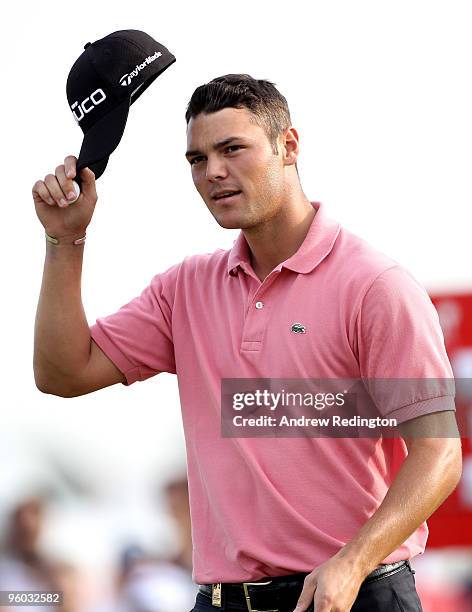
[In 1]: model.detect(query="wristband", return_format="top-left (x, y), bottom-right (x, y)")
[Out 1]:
top-left (45, 232), bottom-right (86, 246)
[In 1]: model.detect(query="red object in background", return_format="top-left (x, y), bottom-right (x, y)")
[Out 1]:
top-left (427, 292), bottom-right (472, 547)
top-left (417, 586), bottom-right (471, 612)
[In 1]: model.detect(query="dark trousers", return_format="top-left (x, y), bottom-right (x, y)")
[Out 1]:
top-left (190, 562), bottom-right (423, 611)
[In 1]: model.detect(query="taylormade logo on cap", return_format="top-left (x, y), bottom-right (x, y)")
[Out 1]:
top-left (119, 50), bottom-right (162, 86)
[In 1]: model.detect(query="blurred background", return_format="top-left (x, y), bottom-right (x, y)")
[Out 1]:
top-left (1, 1), bottom-right (471, 610)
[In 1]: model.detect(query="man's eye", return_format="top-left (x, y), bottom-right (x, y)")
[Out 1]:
top-left (189, 147), bottom-right (242, 165)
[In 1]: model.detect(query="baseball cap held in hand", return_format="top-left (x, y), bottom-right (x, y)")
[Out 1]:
top-left (66, 29), bottom-right (176, 180)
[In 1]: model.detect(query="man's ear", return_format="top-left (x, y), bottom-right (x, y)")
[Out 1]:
top-left (281, 127), bottom-right (300, 166)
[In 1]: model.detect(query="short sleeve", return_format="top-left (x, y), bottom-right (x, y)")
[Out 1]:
top-left (356, 265), bottom-right (455, 422)
top-left (90, 261), bottom-right (181, 385)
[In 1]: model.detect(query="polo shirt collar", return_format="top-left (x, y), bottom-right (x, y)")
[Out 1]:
top-left (227, 201), bottom-right (340, 276)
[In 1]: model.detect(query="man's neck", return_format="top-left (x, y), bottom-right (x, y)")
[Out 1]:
top-left (244, 193), bottom-right (316, 282)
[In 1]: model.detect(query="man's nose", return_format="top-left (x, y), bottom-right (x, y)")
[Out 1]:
top-left (205, 155), bottom-right (227, 181)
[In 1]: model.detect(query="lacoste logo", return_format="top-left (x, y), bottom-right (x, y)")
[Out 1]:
top-left (119, 50), bottom-right (162, 86)
top-left (291, 323), bottom-right (306, 334)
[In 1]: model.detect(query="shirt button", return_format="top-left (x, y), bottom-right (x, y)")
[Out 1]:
top-left (255, 301), bottom-right (264, 309)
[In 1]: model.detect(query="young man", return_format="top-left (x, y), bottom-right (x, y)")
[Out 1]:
top-left (33, 75), bottom-right (462, 612)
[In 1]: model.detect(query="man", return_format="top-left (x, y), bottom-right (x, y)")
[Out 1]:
top-left (32, 74), bottom-right (462, 612)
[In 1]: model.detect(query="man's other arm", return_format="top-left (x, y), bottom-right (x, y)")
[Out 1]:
top-left (294, 410), bottom-right (462, 611)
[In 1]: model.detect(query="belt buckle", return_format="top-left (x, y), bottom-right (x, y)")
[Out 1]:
top-left (211, 583), bottom-right (222, 607)
top-left (242, 580), bottom-right (278, 612)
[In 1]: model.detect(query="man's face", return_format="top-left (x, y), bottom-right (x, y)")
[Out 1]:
top-left (186, 107), bottom-right (288, 229)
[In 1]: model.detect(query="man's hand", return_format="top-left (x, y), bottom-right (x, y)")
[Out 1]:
top-left (294, 552), bottom-right (365, 612)
top-left (32, 155), bottom-right (97, 240)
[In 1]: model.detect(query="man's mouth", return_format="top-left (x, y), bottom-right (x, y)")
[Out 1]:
top-left (212, 190), bottom-right (242, 202)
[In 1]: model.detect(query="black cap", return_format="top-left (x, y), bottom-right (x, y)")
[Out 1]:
top-left (66, 30), bottom-right (176, 180)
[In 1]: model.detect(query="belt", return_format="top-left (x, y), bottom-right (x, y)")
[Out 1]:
top-left (198, 560), bottom-right (410, 610)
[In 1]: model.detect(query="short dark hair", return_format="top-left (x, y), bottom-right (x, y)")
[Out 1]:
top-left (185, 74), bottom-right (292, 154)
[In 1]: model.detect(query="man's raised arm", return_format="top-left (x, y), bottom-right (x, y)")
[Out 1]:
top-left (32, 155), bottom-right (125, 397)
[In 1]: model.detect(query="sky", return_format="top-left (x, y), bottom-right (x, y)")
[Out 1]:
top-left (1, 0), bottom-right (471, 544)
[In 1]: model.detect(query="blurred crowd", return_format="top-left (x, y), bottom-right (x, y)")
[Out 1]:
top-left (0, 476), bottom-right (197, 612)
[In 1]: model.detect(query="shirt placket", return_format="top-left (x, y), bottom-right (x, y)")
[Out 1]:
top-left (240, 267), bottom-right (281, 353)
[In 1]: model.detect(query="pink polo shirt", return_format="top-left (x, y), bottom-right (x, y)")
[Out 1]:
top-left (90, 201), bottom-right (455, 583)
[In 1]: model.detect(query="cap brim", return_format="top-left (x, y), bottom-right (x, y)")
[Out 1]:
top-left (76, 96), bottom-right (130, 180)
